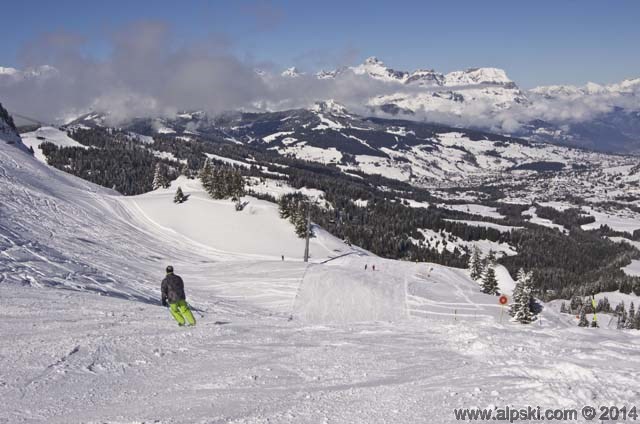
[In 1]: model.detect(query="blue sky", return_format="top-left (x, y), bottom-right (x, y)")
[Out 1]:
top-left (1, 0), bottom-right (638, 88)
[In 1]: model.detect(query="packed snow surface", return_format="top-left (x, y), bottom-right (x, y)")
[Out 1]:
top-left (1, 136), bottom-right (640, 423)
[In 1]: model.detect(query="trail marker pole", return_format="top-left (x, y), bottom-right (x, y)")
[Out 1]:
top-left (591, 296), bottom-right (597, 326)
top-left (499, 295), bottom-right (508, 323)
top-left (303, 201), bottom-right (311, 263)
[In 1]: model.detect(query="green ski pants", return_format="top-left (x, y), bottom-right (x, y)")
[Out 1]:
top-left (169, 300), bottom-right (196, 326)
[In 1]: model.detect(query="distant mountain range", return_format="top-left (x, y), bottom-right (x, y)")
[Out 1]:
top-left (67, 100), bottom-right (614, 186)
top-left (270, 57), bottom-right (640, 153)
top-left (3, 58), bottom-right (640, 153)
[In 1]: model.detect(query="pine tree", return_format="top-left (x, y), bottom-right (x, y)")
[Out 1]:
top-left (152, 163), bottom-right (169, 189)
top-left (483, 250), bottom-right (496, 271)
top-left (617, 309), bottom-right (627, 329)
top-left (468, 246), bottom-right (483, 281)
top-left (481, 255), bottom-right (499, 295)
top-left (511, 269), bottom-right (534, 324)
top-left (198, 159), bottom-right (212, 191)
top-left (510, 268), bottom-right (526, 317)
top-left (292, 201), bottom-right (309, 238)
top-left (279, 196), bottom-right (292, 219)
top-left (515, 282), bottom-right (534, 324)
top-left (578, 309), bottom-right (589, 327)
top-left (174, 186), bottom-right (186, 204)
top-left (230, 170), bottom-right (245, 201)
top-left (627, 302), bottom-right (636, 329)
top-left (560, 302), bottom-right (567, 314)
top-left (179, 162), bottom-right (190, 178)
top-left (207, 167), bottom-right (220, 198)
top-left (278, 193), bottom-right (312, 238)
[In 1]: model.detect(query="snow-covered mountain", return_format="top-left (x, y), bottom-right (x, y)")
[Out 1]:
top-left (281, 66), bottom-right (304, 78)
top-left (5, 57), bottom-right (640, 152)
top-left (281, 58), bottom-right (640, 152)
top-left (318, 57), bottom-right (515, 87)
top-left (307, 57), bottom-right (527, 116)
top-left (67, 100), bottom-right (621, 186)
top-left (520, 78), bottom-right (640, 152)
top-left (531, 78), bottom-right (640, 98)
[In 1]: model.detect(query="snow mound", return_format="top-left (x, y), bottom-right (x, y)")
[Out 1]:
top-left (293, 264), bottom-right (406, 323)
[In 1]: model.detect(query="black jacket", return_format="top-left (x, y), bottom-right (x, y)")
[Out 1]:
top-left (161, 273), bottom-right (186, 304)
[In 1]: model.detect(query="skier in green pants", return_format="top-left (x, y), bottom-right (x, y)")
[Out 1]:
top-left (161, 265), bottom-right (196, 326)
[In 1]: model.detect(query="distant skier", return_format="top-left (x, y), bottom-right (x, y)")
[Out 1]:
top-left (364, 264), bottom-right (368, 270)
top-left (282, 255), bottom-right (285, 261)
top-left (161, 265), bottom-right (196, 327)
top-left (372, 265), bottom-right (376, 271)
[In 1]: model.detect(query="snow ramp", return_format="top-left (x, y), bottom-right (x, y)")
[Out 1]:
top-left (292, 264), bottom-right (407, 323)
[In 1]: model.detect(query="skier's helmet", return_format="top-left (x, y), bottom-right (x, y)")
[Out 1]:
top-left (166, 265), bottom-right (174, 274)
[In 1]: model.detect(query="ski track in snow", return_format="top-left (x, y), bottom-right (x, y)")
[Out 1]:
top-left (2, 139), bottom-right (640, 423)
top-left (3, 285), bottom-right (640, 424)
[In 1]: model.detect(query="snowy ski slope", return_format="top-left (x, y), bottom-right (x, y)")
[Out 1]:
top-left (2, 135), bottom-right (640, 423)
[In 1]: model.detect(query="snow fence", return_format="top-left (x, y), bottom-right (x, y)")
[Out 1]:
top-left (292, 264), bottom-right (407, 323)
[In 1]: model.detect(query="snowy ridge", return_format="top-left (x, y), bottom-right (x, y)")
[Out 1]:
top-left (531, 78), bottom-right (640, 98)
top-left (279, 57), bottom-right (528, 118)
top-left (314, 57), bottom-right (514, 88)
